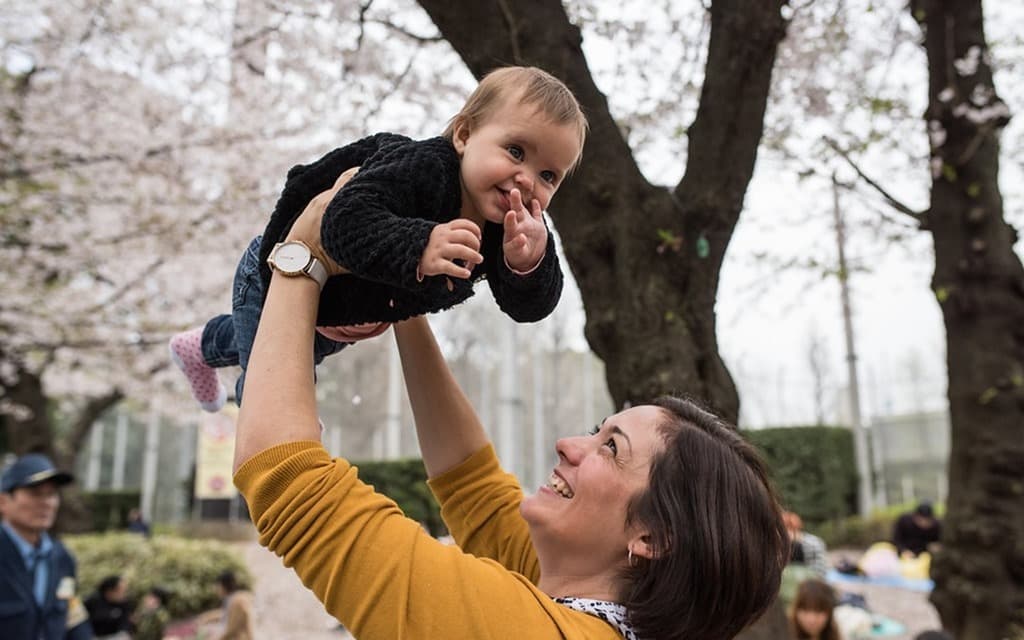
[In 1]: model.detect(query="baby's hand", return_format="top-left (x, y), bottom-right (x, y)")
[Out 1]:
top-left (502, 188), bottom-right (547, 273)
top-left (418, 218), bottom-right (483, 280)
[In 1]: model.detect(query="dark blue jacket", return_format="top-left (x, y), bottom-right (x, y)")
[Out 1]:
top-left (0, 527), bottom-right (93, 640)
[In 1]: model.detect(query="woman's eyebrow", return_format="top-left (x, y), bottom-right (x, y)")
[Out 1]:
top-left (609, 425), bottom-right (632, 452)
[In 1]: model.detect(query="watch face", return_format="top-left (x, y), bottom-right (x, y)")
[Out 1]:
top-left (274, 242), bottom-right (311, 272)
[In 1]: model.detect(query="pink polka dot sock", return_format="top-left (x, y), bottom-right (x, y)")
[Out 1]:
top-left (169, 327), bottom-right (226, 412)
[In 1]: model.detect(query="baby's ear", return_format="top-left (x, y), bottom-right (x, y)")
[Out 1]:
top-left (452, 116), bottom-right (472, 151)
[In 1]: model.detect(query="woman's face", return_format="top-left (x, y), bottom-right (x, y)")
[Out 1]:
top-left (520, 405), bottom-right (667, 565)
top-left (795, 607), bottom-right (829, 637)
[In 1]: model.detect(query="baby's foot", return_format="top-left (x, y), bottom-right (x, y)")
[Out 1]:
top-left (169, 328), bottom-right (226, 412)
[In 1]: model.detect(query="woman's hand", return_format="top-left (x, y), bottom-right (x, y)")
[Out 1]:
top-left (285, 167), bottom-right (359, 277)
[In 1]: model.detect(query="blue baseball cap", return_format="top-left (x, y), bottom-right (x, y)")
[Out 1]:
top-left (1, 454), bottom-right (74, 493)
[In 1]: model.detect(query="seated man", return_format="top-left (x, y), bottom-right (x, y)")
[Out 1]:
top-left (892, 501), bottom-right (941, 557)
top-left (783, 510), bottom-right (828, 577)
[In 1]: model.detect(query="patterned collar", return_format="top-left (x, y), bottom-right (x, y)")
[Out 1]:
top-left (554, 596), bottom-right (639, 640)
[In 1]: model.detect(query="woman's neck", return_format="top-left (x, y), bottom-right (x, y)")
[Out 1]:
top-left (536, 555), bottom-right (623, 602)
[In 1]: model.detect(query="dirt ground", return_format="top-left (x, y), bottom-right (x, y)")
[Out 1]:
top-left (240, 542), bottom-right (940, 640)
top-left (245, 542), bottom-right (354, 640)
top-left (825, 549), bottom-right (942, 640)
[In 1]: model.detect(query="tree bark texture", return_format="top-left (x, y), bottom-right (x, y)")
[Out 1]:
top-left (2, 355), bottom-right (57, 458)
top-left (2, 354), bottom-right (123, 533)
top-left (912, 2), bottom-right (1024, 638)
top-left (413, 0), bottom-right (789, 421)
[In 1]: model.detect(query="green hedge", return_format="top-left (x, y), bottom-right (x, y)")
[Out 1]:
top-left (80, 490), bottom-right (142, 532)
top-left (65, 533), bottom-right (250, 618)
top-left (743, 426), bottom-right (858, 525)
top-left (354, 458), bottom-right (444, 536)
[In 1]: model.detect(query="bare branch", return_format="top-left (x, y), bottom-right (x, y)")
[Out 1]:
top-left (366, 18), bottom-right (445, 43)
top-left (81, 257), bottom-right (166, 314)
top-left (823, 136), bottom-right (927, 221)
top-left (60, 388), bottom-right (124, 466)
top-left (4, 132), bottom-right (262, 178)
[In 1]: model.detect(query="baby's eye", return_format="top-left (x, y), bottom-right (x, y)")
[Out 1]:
top-left (540, 170), bottom-right (557, 184)
top-left (507, 145), bottom-right (524, 160)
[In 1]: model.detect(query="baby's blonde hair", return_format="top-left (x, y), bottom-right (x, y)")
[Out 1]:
top-left (443, 66), bottom-right (588, 170)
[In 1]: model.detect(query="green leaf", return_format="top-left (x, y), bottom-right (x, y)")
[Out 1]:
top-left (696, 233), bottom-right (710, 259)
top-left (966, 182), bottom-right (981, 198)
top-left (867, 97), bottom-right (896, 113)
top-left (978, 387), bottom-right (998, 405)
top-left (941, 164), bottom-right (958, 182)
top-left (935, 287), bottom-right (950, 303)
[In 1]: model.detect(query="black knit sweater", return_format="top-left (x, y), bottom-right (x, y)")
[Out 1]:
top-left (258, 133), bottom-right (563, 326)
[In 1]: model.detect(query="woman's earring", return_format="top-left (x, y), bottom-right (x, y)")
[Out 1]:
top-left (628, 548), bottom-right (638, 567)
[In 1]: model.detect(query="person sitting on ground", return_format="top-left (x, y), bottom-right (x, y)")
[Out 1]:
top-left (789, 578), bottom-right (842, 640)
top-left (205, 570), bottom-right (253, 640)
top-left (892, 500), bottom-right (941, 557)
top-left (228, 177), bottom-right (789, 640)
top-left (784, 510), bottom-right (829, 578)
top-left (132, 586), bottom-right (171, 640)
top-left (84, 574), bottom-right (134, 639)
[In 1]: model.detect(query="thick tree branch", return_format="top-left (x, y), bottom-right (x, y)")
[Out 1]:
top-left (60, 388), bottom-right (124, 465)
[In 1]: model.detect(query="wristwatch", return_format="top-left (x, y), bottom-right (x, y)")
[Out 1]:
top-left (267, 240), bottom-right (328, 289)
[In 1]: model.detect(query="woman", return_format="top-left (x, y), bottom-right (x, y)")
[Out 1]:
top-left (788, 579), bottom-right (842, 640)
top-left (195, 570), bottom-right (254, 640)
top-left (232, 175), bottom-right (788, 640)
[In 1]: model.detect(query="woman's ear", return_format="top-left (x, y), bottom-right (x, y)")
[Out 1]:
top-left (629, 532), bottom-right (659, 561)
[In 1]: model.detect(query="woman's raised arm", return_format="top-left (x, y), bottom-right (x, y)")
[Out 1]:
top-left (393, 316), bottom-right (490, 478)
top-left (232, 172), bottom-right (354, 472)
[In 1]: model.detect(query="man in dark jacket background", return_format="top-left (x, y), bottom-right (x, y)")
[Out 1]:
top-left (0, 453), bottom-right (93, 639)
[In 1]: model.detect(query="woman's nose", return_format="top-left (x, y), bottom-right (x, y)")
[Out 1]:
top-left (555, 435), bottom-right (588, 464)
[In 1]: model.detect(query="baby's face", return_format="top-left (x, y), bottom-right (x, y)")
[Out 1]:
top-left (453, 99), bottom-right (581, 226)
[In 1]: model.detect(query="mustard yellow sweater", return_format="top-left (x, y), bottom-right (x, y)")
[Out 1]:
top-left (235, 441), bottom-right (623, 640)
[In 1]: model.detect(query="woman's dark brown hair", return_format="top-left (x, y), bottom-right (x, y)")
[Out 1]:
top-left (789, 578), bottom-right (841, 640)
top-left (619, 396), bottom-right (788, 640)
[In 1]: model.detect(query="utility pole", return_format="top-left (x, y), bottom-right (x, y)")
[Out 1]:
top-left (498, 322), bottom-right (521, 478)
top-left (833, 174), bottom-right (874, 517)
top-left (385, 342), bottom-right (402, 459)
top-left (531, 339), bottom-right (546, 492)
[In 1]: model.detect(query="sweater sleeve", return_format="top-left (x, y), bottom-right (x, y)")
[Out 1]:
top-left (482, 221), bottom-right (564, 322)
top-left (427, 445), bottom-right (541, 582)
top-left (258, 134), bottom-right (392, 291)
top-left (234, 441), bottom-right (618, 640)
top-left (320, 137), bottom-right (462, 290)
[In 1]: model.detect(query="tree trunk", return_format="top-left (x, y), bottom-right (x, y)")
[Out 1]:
top-left (413, 0), bottom-right (788, 421)
top-left (912, 2), bottom-right (1024, 638)
top-left (2, 357), bottom-right (57, 458)
top-left (2, 353), bottom-right (123, 532)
